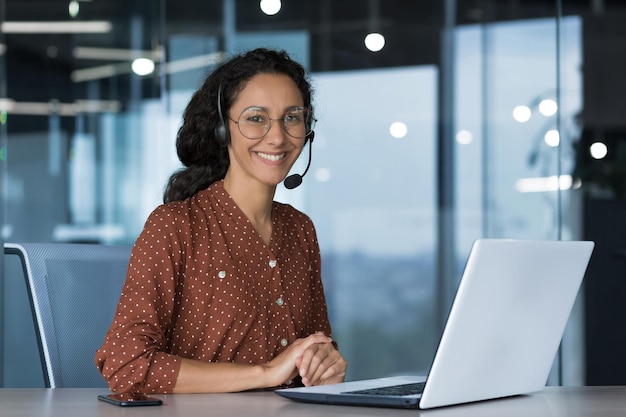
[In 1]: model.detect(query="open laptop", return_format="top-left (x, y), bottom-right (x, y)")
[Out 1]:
top-left (276, 239), bottom-right (594, 409)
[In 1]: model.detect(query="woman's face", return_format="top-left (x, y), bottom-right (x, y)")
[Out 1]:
top-left (225, 73), bottom-right (307, 189)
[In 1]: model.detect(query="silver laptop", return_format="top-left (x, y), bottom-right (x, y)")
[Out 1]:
top-left (276, 239), bottom-right (594, 409)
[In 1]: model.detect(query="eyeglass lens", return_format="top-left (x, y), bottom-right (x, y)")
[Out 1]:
top-left (236, 107), bottom-right (313, 139)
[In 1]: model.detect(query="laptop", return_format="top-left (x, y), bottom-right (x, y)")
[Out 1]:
top-left (276, 239), bottom-right (594, 409)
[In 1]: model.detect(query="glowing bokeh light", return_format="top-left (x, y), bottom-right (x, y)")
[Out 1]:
top-left (364, 33), bottom-right (385, 52)
top-left (389, 122), bottom-right (407, 138)
top-left (315, 168), bottom-right (331, 182)
top-left (590, 141), bottom-right (608, 159)
top-left (131, 58), bottom-right (155, 76)
top-left (544, 129), bottom-right (560, 147)
top-left (69, 1), bottom-right (79, 18)
top-left (538, 99), bottom-right (557, 116)
top-left (456, 130), bottom-right (473, 145)
top-left (513, 105), bottom-right (531, 122)
top-left (260, 0), bottom-right (281, 15)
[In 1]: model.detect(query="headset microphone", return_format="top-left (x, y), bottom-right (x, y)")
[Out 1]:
top-left (283, 131), bottom-right (315, 190)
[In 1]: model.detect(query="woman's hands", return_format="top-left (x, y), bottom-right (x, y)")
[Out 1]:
top-left (173, 332), bottom-right (347, 393)
top-left (263, 332), bottom-right (347, 388)
top-left (296, 335), bottom-right (347, 386)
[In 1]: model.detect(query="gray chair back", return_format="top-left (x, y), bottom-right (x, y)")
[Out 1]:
top-left (3, 243), bottom-right (131, 388)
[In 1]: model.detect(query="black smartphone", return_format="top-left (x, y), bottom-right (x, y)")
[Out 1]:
top-left (98, 393), bottom-right (163, 407)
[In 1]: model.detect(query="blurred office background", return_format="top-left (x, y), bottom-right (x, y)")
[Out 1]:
top-left (1, 0), bottom-right (625, 387)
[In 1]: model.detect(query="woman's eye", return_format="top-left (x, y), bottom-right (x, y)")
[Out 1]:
top-left (284, 112), bottom-right (304, 123)
top-left (247, 114), bottom-right (267, 124)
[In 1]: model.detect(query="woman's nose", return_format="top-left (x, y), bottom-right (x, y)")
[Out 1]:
top-left (263, 119), bottom-right (287, 145)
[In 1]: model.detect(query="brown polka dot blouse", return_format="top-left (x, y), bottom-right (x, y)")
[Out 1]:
top-left (95, 180), bottom-right (332, 394)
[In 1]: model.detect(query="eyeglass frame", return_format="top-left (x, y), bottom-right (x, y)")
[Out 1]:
top-left (227, 106), bottom-right (317, 140)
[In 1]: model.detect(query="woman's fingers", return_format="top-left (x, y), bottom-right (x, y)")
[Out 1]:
top-left (265, 333), bottom-right (332, 386)
top-left (298, 340), bottom-right (347, 386)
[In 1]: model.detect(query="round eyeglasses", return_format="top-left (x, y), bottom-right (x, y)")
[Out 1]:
top-left (229, 106), bottom-right (316, 140)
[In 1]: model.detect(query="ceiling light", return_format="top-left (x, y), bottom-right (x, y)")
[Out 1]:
top-left (73, 46), bottom-right (163, 61)
top-left (69, 1), bottom-right (80, 18)
top-left (389, 122), bottom-right (407, 138)
top-left (538, 99), bottom-right (557, 116)
top-left (512, 105), bottom-right (531, 122)
top-left (260, 0), bottom-right (281, 15)
top-left (515, 175), bottom-right (579, 193)
top-left (131, 58), bottom-right (155, 76)
top-left (544, 130), bottom-right (560, 147)
top-left (0, 98), bottom-right (120, 116)
top-left (71, 63), bottom-right (127, 83)
top-left (71, 52), bottom-right (225, 82)
top-left (456, 130), bottom-right (473, 145)
top-left (162, 52), bottom-right (224, 74)
top-left (0, 21), bottom-right (112, 34)
top-left (364, 32), bottom-right (385, 52)
top-left (590, 142), bottom-right (608, 159)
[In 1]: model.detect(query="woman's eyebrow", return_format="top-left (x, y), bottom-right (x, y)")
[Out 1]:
top-left (239, 105), bottom-right (306, 112)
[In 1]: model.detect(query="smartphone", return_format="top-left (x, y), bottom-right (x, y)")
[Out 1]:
top-left (98, 393), bottom-right (163, 407)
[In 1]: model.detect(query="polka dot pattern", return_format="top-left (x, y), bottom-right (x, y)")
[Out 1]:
top-left (95, 180), bottom-right (332, 393)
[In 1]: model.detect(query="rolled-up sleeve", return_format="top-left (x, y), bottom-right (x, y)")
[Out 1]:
top-left (95, 204), bottom-right (185, 394)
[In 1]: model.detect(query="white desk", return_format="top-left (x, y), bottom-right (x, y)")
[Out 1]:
top-left (1, 386), bottom-right (625, 417)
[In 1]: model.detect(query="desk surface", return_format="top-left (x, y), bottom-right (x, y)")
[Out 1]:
top-left (1, 386), bottom-right (625, 417)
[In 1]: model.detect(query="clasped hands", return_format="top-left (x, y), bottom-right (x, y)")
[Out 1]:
top-left (268, 332), bottom-right (347, 387)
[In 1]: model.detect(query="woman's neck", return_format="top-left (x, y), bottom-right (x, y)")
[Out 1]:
top-left (223, 174), bottom-right (275, 244)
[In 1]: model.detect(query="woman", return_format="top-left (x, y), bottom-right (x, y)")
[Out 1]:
top-left (95, 48), bottom-right (347, 394)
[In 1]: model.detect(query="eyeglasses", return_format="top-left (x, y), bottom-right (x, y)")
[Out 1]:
top-left (229, 106), bottom-right (316, 140)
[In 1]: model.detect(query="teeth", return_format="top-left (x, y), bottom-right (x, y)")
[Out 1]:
top-left (256, 152), bottom-right (285, 162)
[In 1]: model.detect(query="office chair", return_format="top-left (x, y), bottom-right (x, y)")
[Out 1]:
top-left (3, 242), bottom-right (132, 388)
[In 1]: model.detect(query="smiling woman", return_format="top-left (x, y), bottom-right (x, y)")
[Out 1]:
top-left (94, 48), bottom-right (347, 394)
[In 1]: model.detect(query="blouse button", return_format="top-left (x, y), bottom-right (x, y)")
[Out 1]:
top-left (280, 338), bottom-right (288, 347)
top-left (269, 260), bottom-right (277, 268)
top-left (218, 271), bottom-right (226, 279)
top-left (276, 297), bottom-right (284, 306)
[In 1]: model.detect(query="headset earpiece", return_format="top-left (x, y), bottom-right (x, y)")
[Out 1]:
top-left (215, 123), bottom-right (228, 145)
top-left (215, 83), bottom-right (229, 146)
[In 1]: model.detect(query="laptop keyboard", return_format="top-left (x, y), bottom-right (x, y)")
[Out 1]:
top-left (344, 381), bottom-right (426, 396)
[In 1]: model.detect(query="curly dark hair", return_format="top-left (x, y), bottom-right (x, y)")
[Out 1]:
top-left (163, 48), bottom-right (314, 203)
